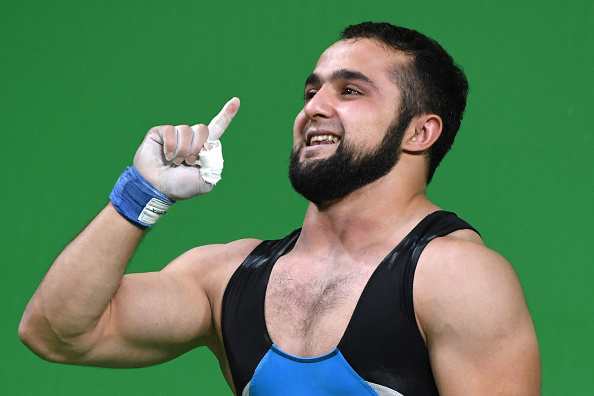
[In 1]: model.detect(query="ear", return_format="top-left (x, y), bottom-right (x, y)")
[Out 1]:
top-left (401, 114), bottom-right (443, 153)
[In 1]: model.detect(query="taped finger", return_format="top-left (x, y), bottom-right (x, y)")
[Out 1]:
top-left (197, 140), bottom-right (224, 185)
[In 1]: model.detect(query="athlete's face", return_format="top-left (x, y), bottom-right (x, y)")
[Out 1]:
top-left (289, 39), bottom-right (409, 204)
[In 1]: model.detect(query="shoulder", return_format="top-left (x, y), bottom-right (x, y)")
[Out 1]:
top-left (417, 228), bottom-right (513, 286)
top-left (157, 238), bottom-right (262, 312)
top-left (159, 238), bottom-right (263, 349)
top-left (414, 230), bottom-right (525, 338)
top-left (161, 238), bottom-right (263, 290)
top-left (182, 238), bottom-right (263, 267)
top-left (413, 230), bottom-right (541, 394)
top-left (417, 227), bottom-right (513, 284)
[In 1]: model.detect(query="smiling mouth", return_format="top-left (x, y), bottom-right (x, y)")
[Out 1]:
top-left (308, 134), bottom-right (341, 146)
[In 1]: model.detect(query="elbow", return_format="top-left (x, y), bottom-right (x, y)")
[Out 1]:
top-left (19, 315), bottom-right (59, 363)
top-left (18, 313), bottom-right (84, 364)
top-left (18, 312), bottom-right (40, 353)
top-left (18, 315), bottom-right (50, 361)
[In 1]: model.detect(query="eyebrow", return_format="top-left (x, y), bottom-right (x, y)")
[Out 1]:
top-left (304, 69), bottom-right (377, 90)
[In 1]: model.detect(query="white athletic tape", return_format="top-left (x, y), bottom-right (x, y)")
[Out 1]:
top-left (197, 140), bottom-right (224, 185)
top-left (138, 197), bottom-right (173, 225)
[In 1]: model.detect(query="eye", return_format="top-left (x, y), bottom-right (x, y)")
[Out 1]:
top-left (304, 89), bottom-right (317, 101)
top-left (343, 87), bottom-right (361, 96)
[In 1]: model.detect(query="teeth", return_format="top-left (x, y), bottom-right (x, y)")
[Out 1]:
top-left (309, 134), bottom-right (340, 144)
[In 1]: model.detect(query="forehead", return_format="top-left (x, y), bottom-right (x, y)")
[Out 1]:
top-left (312, 38), bottom-right (408, 82)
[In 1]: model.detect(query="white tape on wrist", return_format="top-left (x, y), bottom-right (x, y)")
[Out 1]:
top-left (197, 140), bottom-right (224, 185)
top-left (138, 197), bottom-right (173, 225)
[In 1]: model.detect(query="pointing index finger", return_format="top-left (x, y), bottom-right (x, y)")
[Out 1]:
top-left (206, 97), bottom-right (240, 141)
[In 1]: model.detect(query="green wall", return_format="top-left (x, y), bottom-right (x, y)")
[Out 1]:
top-left (2, 0), bottom-right (592, 394)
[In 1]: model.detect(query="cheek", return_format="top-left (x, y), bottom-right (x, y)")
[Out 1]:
top-left (336, 108), bottom-right (391, 147)
top-left (293, 110), bottom-right (307, 141)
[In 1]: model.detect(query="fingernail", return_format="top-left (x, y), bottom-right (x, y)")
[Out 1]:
top-left (227, 98), bottom-right (240, 112)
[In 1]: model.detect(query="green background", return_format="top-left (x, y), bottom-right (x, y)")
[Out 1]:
top-left (1, 0), bottom-right (592, 394)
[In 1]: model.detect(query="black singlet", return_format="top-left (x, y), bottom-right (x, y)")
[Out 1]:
top-left (221, 211), bottom-right (478, 395)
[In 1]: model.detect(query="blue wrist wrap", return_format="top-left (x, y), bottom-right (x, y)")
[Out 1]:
top-left (109, 166), bottom-right (175, 229)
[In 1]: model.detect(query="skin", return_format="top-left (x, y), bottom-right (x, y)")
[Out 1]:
top-left (19, 38), bottom-right (541, 395)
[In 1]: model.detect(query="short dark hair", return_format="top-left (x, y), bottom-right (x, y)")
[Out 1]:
top-left (341, 22), bottom-right (469, 183)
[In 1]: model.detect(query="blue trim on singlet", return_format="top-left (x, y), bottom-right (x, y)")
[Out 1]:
top-left (270, 344), bottom-right (339, 363)
top-left (246, 345), bottom-right (379, 395)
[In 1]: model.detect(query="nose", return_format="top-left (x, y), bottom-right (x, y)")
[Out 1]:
top-left (304, 86), bottom-right (335, 120)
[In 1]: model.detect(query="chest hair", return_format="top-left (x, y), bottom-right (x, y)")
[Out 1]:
top-left (265, 257), bottom-right (373, 356)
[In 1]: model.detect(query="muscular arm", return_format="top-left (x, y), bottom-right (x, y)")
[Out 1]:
top-left (19, 204), bottom-right (198, 366)
top-left (19, 98), bottom-right (249, 367)
top-left (19, 205), bottom-right (140, 362)
top-left (19, 203), bottom-right (258, 367)
top-left (414, 231), bottom-right (541, 395)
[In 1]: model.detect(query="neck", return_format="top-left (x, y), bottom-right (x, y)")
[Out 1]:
top-left (295, 160), bottom-right (439, 258)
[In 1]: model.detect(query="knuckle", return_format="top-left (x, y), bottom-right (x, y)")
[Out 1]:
top-left (176, 124), bottom-right (191, 133)
top-left (192, 124), bottom-right (208, 135)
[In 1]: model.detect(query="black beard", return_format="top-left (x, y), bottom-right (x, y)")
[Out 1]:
top-left (288, 117), bottom-right (407, 205)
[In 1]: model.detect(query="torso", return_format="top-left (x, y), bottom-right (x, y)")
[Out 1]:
top-left (263, 227), bottom-right (484, 358)
top-left (265, 251), bottom-right (380, 357)
top-left (217, 211), bottom-right (480, 395)
top-left (263, 210), bottom-right (435, 358)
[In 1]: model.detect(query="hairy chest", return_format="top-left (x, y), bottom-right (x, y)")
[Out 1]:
top-left (264, 257), bottom-right (375, 357)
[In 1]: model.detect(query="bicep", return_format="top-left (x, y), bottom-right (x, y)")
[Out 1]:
top-left (415, 240), bottom-right (541, 395)
top-left (76, 252), bottom-right (215, 367)
top-left (428, 304), bottom-right (541, 395)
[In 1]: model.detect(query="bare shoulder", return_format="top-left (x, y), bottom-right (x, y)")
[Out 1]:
top-left (165, 238), bottom-right (263, 270)
top-left (413, 229), bottom-right (541, 395)
top-left (414, 229), bottom-right (528, 339)
top-left (414, 229), bottom-right (523, 324)
top-left (161, 238), bottom-right (263, 295)
top-left (150, 238), bottom-right (262, 355)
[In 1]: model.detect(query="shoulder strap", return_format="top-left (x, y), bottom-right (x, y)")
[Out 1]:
top-left (399, 211), bottom-right (478, 322)
top-left (338, 211), bottom-right (477, 395)
top-left (221, 229), bottom-right (300, 394)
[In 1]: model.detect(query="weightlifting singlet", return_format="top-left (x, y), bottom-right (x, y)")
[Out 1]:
top-left (221, 211), bottom-right (477, 395)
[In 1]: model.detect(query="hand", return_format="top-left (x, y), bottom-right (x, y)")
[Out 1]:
top-left (133, 98), bottom-right (240, 200)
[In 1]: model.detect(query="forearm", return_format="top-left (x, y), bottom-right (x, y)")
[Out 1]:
top-left (19, 203), bottom-right (144, 359)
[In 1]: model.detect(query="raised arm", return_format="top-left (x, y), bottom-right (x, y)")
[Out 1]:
top-left (414, 231), bottom-right (541, 395)
top-left (19, 98), bottom-right (253, 367)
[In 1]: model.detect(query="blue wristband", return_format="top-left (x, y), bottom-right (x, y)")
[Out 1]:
top-left (109, 166), bottom-right (175, 229)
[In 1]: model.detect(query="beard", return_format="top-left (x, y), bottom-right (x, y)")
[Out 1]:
top-left (289, 115), bottom-right (408, 205)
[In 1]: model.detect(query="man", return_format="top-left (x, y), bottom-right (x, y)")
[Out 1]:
top-left (19, 22), bottom-right (541, 395)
